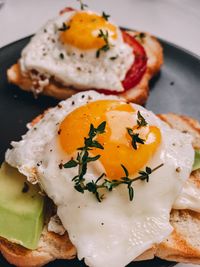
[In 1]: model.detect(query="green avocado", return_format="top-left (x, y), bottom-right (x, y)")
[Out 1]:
top-left (193, 149), bottom-right (200, 171)
top-left (0, 162), bottom-right (44, 250)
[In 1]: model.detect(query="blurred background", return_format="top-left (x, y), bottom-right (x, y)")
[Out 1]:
top-left (0, 0), bottom-right (200, 57)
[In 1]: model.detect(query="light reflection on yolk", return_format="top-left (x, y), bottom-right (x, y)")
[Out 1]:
top-left (59, 12), bottom-right (117, 50)
top-left (59, 100), bottom-right (161, 180)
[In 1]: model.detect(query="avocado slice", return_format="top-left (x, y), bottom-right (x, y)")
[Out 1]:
top-left (0, 162), bottom-right (44, 250)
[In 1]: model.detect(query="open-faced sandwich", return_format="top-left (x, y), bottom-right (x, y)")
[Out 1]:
top-left (7, 5), bottom-right (163, 104)
top-left (1, 91), bottom-right (200, 267)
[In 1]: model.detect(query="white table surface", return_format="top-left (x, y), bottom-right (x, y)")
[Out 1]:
top-left (0, 1), bottom-right (200, 267)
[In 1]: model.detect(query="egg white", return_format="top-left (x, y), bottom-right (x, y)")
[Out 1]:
top-left (20, 10), bottom-right (134, 93)
top-left (6, 91), bottom-right (194, 267)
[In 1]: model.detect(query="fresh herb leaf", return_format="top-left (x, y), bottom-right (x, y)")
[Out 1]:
top-left (127, 128), bottom-right (145, 150)
top-left (102, 11), bottom-right (110, 21)
top-left (121, 164), bottom-right (129, 177)
top-left (135, 32), bottom-right (146, 43)
top-left (96, 29), bottom-right (113, 58)
top-left (97, 121), bottom-right (106, 134)
top-left (110, 55), bottom-right (118, 60)
top-left (128, 186), bottom-right (134, 201)
top-left (137, 111), bottom-right (148, 128)
top-left (58, 22), bottom-right (70, 32)
top-left (77, 0), bottom-right (88, 10)
top-left (63, 159), bottom-right (78, 168)
top-left (87, 155), bottom-right (101, 162)
top-left (193, 149), bottom-right (200, 171)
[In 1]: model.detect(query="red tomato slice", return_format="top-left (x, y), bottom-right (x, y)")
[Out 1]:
top-left (98, 31), bottom-right (147, 94)
top-left (121, 31), bottom-right (147, 91)
top-left (59, 7), bottom-right (75, 15)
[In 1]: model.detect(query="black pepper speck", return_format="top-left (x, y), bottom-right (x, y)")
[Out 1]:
top-left (58, 163), bottom-right (63, 169)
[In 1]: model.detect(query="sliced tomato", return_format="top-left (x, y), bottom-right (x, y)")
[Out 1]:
top-left (121, 31), bottom-right (147, 91)
top-left (59, 7), bottom-right (75, 15)
top-left (98, 31), bottom-right (147, 94)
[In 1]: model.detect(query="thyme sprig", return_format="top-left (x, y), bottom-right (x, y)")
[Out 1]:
top-left (66, 159), bottom-right (163, 202)
top-left (135, 32), bottom-right (146, 44)
top-left (96, 29), bottom-right (113, 58)
top-left (102, 11), bottom-right (110, 21)
top-left (137, 111), bottom-right (148, 128)
top-left (77, 0), bottom-right (88, 10)
top-left (127, 128), bottom-right (145, 150)
top-left (64, 121), bottom-right (106, 199)
top-left (64, 121), bottom-right (164, 202)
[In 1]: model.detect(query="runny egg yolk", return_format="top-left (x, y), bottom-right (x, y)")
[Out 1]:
top-left (59, 12), bottom-right (117, 50)
top-left (59, 100), bottom-right (161, 180)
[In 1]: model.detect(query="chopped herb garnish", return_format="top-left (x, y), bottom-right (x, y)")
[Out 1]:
top-left (77, 0), bottom-right (88, 10)
top-left (64, 121), bottom-right (106, 200)
top-left (137, 111), bottom-right (148, 128)
top-left (96, 29), bottom-right (113, 58)
top-left (110, 55), bottom-right (118, 60)
top-left (22, 182), bottom-right (29, 193)
top-left (102, 11), bottom-right (110, 21)
top-left (127, 128), bottom-right (145, 150)
top-left (135, 32), bottom-right (146, 43)
top-left (58, 22), bottom-right (70, 32)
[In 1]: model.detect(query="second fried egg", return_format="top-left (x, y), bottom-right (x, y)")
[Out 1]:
top-left (6, 91), bottom-right (194, 267)
top-left (20, 10), bottom-right (134, 92)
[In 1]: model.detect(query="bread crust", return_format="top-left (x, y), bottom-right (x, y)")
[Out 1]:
top-left (1, 113), bottom-right (199, 266)
top-left (155, 114), bottom-right (200, 264)
top-left (0, 226), bottom-right (76, 267)
top-left (7, 30), bottom-right (163, 105)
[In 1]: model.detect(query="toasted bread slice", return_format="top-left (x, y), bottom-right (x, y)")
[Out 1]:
top-left (0, 226), bottom-right (76, 267)
top-left (7, 30), bottom-right (163, 105)
top-left (155, 113), bottom-right (200, 264)
top-left (1, 113), bottom-right (199, 267)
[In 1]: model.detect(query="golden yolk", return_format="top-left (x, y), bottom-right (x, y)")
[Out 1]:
top-left (59, 12), bottom-right (117, 50)
top-left (59, 100), bottom-right (161, 180)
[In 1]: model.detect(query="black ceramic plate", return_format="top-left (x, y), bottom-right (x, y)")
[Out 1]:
top-left (0, 34), bottom-right (200, 267)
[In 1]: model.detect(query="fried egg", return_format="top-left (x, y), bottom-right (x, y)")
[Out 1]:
top-left (6, 91), bottom-right (194, 267)
top-left (20, 10), bottom-right (134, 93)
